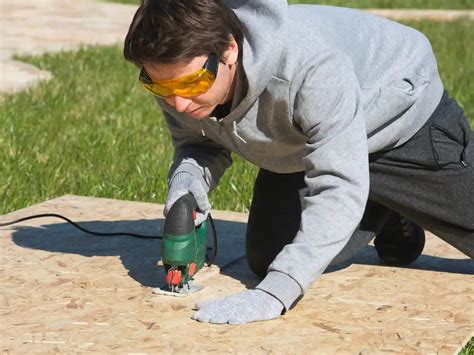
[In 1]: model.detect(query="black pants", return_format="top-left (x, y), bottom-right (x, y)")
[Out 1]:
top-left (246, 91), bottom-right (474, 278)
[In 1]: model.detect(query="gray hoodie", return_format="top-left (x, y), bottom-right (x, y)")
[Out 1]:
top-left (158, 2), bottom-right (444, 310)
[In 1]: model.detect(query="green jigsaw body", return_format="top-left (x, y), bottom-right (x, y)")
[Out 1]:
top-left (162, 221), bottom-right (207, 287)
top-left (161, 194), bottom-right (209, 291)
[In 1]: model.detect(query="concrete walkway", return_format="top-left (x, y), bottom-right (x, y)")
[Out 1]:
top-left (0, 0), bottom-right (473, 94)
top-left (0, 0), bottom-right (137, 93)
top-left (365, 8), bottom-right (473, 21)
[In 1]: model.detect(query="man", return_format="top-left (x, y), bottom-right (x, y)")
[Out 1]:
top-left (124, 0), bottom-right (473, 324)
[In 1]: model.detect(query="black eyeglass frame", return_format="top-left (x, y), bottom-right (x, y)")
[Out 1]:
top-left (139, 53), bottom-right (219, 85)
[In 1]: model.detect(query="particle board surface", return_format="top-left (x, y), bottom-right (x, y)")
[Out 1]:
top-left (0, 195), bottom-right (472, 353)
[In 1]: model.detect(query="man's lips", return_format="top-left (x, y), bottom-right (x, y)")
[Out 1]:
top-left (186, 107), bottom-right (201, 113)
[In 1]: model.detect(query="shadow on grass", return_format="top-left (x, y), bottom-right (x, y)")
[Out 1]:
top-left (8, 219), bottom-right (473, 290)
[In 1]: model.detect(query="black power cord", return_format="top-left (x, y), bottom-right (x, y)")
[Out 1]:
top-left (0, 213), bottom-right (163, 239)
top-left (0, 212), bottom-right (218, 266)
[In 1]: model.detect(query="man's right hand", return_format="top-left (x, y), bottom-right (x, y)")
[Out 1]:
top-left (164, 172), bottom-right (211, 224)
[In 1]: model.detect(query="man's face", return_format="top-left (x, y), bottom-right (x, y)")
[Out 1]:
top-left (142, 41), bottom-right (239, 120)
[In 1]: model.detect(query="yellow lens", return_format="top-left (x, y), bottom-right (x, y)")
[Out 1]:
top-left (141, 83), bottom-right (173, 97)
top-left (172, 71), bottom-right (215, 97)
top-left (140, 69), bottom-right (215, 98)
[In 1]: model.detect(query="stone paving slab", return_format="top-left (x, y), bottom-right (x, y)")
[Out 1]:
top-left (1, 0), bottom-right (473, 94)
top-left (0, 0), bottom-right (137, 93)
top-left (365, 8), bottom-right (474, 21)
top-left (0, 60), bottom-right (52, 94)
top-left (0, 195), bottom-right (472, 353)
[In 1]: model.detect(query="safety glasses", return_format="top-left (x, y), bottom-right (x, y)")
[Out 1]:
top-left (139, 53), bottom-right (219, 98)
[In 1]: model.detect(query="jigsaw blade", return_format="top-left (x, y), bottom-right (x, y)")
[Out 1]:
top-left (152, 281), bottom-right (204, 298)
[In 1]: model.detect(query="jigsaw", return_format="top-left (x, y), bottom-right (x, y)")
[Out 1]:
top-left (153, 193), bottom-right (215, 297)
top-left (0, 193), bottom-right (217, 298)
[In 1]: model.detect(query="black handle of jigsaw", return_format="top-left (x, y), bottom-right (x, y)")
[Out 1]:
top-left (164, 194), bottom-right (197, 236)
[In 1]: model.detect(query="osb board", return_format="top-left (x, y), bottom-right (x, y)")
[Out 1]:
top-left (0, 195), bottom-right (472, 353)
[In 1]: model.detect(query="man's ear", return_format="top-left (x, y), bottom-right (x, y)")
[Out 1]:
top-left (222, 36), bottom-right (239, 66)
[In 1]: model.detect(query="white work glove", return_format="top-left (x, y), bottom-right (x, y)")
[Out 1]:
top-left (165, 172), bottom-right (211, 226)
top-left (192, 289), bottom-right (284, 324)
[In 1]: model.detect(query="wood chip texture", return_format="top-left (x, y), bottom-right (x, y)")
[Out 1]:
top-left (1, 195), bottom-right (472, 353)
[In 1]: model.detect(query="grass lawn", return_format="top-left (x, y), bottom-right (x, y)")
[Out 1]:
top-left (107, 0), bottom-right (474, 9)
top-left (460, 338), bottom-right (474, 355)
top-left (288, 0), bottom-right (474, 8)
top-left (1, 19), bottom-right (472, 216)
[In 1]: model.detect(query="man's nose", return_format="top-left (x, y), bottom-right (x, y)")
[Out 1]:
top-left (166, 95), bottom-right (192, 112)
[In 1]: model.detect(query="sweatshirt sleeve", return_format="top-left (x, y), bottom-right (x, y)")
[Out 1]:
top-left (257, 51), bottom-right (369, 310)
top-left (162, 110), bottom-right (233, 193)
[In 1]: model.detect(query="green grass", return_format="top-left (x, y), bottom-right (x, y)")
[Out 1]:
top-left (106, 0), bottom-right (474, 9)
top-left (459, 337), bottom-right (474, 355)
top-left (288, 0), bottom-right (474, 9)
top-left (0, 49), bottom-right (257, 214)
top-left (0, 19), bottom-right (473, 216)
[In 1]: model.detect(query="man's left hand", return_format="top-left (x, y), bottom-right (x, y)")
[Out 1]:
top-left (192, 289), bottom-right (284, 324)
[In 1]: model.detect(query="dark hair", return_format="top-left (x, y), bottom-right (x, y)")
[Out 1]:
top-left (124, 0), bottom-right (245, 66)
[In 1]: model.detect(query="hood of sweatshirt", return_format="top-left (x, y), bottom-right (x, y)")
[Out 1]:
top-left (221, 0), bottom-right (288, 124)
